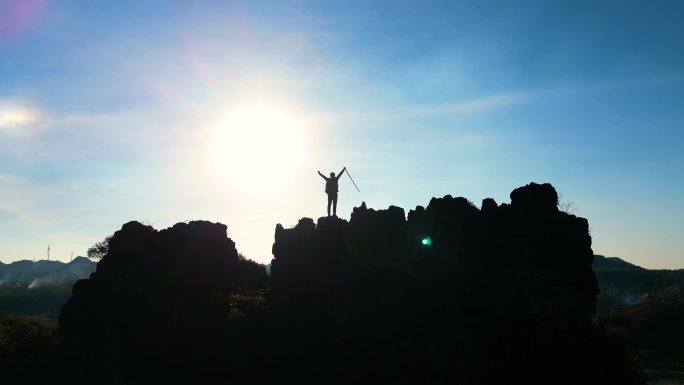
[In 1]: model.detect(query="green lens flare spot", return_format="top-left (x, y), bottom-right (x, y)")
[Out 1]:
top-left (421, 237), bottom-right (432, 246)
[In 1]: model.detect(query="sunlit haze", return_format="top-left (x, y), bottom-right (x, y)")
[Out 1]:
top-left (204, 100), bottom-right (313, 192)
top-left (0, 0), bottom-right (682, 269)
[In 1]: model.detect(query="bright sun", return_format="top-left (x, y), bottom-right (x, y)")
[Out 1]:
top-left (205, 100), bottom-right (312, 193)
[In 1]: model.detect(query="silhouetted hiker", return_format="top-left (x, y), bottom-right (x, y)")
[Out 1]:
top-left (318, 167), bottom-right (346, 217)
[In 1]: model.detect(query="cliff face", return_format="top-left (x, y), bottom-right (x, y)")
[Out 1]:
top-left (59, 220), bottom-right (239, 383)
top-left (270, 183), bottom-right (633, 385)
top-left (271, 182), bottom-right (596, 328)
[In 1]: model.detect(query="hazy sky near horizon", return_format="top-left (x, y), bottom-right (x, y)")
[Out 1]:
top-left (1, 0), bottom-right (683, 268)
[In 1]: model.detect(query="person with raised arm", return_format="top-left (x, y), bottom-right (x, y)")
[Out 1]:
top-left (317, 167), bottom-right (346, 217)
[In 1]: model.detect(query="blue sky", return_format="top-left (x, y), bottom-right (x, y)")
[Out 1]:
top-left (1, 0), bottom-right (682, 268)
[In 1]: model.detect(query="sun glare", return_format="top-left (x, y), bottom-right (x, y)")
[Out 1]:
top-left (0, 106), bottom-right (37, 130)
top-left (205, 101), bottom-right (312, 194)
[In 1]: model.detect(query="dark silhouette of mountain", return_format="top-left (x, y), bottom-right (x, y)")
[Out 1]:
top-left (60, 221), bottom-right (246, 384)
top-left (593, 255), bottom-right (684, 313)
top-left (0, 256), bottom-right (96, 286)
top-left (0, 257), bottom-right (97, 320)
top-left (593, 255), bottom-right (644, 271)
top-left (59, 183), bottom-right (644, 385)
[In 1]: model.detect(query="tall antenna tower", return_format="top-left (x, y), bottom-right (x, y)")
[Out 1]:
top-left (47, 244), bottom-right (50, 261)
top-left (70, 251), bottom-right (74, 262)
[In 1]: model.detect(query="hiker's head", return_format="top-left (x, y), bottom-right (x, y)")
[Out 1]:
top-left (330, 172), bottom-right (335, 178)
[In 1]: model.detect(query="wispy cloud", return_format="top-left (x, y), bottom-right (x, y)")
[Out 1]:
top-left (0, 208), bottom-right (13, 220)
top-left (0, 173), bottom-right (45, 226)
top-left (397, 92), bottom-right (530, 119)
top-left (325, 91), bottom-right (532, 126)
top-left (0, 99), bottom-right (39, 131)
top-left (528, 75), bottom-right (684, 101)
top-left (337, 73), bottom-right (684, 125)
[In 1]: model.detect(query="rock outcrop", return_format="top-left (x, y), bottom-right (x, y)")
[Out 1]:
top-left (269, 182), bottom-right (638, 385)
top-left (60, 221), bottom-right (239, 383)
top-left (59, 183), bottom-right (642, 385)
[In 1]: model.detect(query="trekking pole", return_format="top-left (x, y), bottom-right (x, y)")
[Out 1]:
top-left (345, 168), bottom-right (360, 192)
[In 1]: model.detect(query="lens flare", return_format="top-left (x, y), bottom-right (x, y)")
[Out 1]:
top-left (0, 0), bottom-right (47, 47)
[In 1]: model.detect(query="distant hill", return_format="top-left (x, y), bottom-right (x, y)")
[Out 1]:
top-left (0, 257), bottom-right (95, 286)
top-left (593, 255), bottom-right (644, 271)
top-left (593, 255), bottom-right (684, 314)
top-left (0, 257), bottom-right (96, 320)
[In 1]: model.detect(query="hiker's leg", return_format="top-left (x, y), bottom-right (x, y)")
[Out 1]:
top-left (327, 194), bottom-right (332, 216)
top-left (332, 193), bottom-right (338, 216)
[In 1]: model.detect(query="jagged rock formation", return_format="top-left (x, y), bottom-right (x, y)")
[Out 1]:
top-left (59, 221), bottom-right (240, 384)
top-left (270, 182), bottom-right (640, 385)
top-left (59, 183), bottom-right (643, 385)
